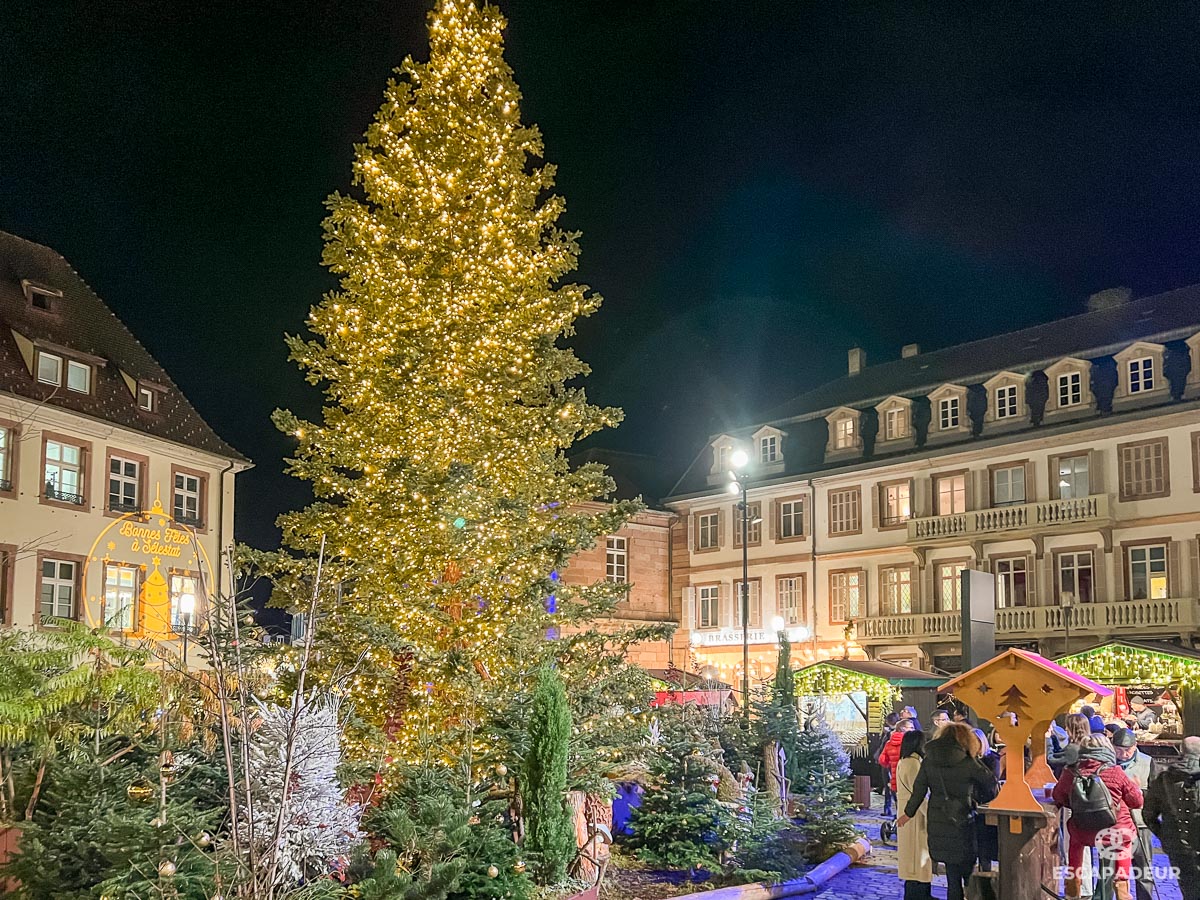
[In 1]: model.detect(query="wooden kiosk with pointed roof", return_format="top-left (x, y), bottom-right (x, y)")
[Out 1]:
top-left (940, 649), bottom-right (1112, 900)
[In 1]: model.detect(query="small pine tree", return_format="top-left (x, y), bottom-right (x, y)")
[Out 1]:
top-left (792, 716), bottom-right (859, 862)
top-left (241, 692), bottom-right (363, 887)
top-left (522, 666), bottom-right (574, 885)
top-left (753, 638), bottom-right (801, 804)
top-left (625, 707), bottom-right (732, 875)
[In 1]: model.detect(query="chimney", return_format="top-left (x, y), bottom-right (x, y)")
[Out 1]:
top-left (848, 347), bottom-right (866, 376)
top-left (1087, 287), bottom-right (1133, 312)
top-left (901, 343), bottom-right (920, 359)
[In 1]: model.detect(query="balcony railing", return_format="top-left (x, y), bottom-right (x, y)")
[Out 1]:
top-left (907, 494), bottom-right (1111, 543)
top-left (0, 478), bottom-right (11, 492)
top-left (44, 486), bottom-right (85, 505)
top-left (858, 596), bottom-right (1196, 643)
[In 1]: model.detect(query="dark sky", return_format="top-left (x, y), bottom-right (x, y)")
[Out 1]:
top-left (5, 1), bottom-right (1200, 553)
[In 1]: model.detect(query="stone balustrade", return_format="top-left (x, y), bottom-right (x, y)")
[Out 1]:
top-left (908, 494), bottom-right (1111, 543)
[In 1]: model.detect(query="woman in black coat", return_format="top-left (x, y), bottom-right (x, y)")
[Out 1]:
top-left (898, 722), bottom-right (998, 900)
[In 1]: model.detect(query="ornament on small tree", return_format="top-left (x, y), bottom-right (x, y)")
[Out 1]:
top-left (126, 777), bottom-right (154, 804)
top-left (513, 859), bottom-right (526, 874)
top-left (197, 831), bottom-right (213, 848)
top-left (487, 865), bottom-right (500, 878)
top-left (157, 859), bottom-right (177, 878)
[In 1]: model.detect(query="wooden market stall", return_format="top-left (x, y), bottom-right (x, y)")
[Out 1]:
top-left (1057, 639), bottom-right (1197, 759)
top-left (792, 658), bottom-right (944, 731)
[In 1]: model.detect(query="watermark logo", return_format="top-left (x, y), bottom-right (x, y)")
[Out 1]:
top-left (1095, 825), bottom-right (1136, 861)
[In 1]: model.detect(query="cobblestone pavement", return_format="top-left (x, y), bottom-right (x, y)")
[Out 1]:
top-left (813, 796), bottom-right (1186, 900)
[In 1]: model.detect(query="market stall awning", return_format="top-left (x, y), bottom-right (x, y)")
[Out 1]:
top-left (793, 659), bottom-right (942, 702)
top-left (1057, 640), bottom-right (1200, 688)
top-left (646, 667), bottom-right (732, 691)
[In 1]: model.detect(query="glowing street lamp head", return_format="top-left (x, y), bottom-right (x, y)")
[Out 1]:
top-left (179, 592), bottom-right (196, 618)
top-left (727, 480), bottom-right (741, 495)
top-left (771, 615), bottom-right (786, 632)
top-left (730, 448), bottom-right (749, 470)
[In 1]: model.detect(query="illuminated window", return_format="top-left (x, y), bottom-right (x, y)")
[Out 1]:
top-left (605, 536), bottom-right (627, 583)
top-left (1057, 455), bottom-right (1090, 500)
top-left (880, 482), bottom-right (911, 526)
top-left (170, 573), bottom-right (199, 632)
top-left (829, 571), bottom-right (861, 623)
top-left (1059, 552), bottom-right (1094, 604)
top-left (834, 417), bottom-right (856, 449)
top-left (937, 562), bottom-right (965, 611)
top-left (104, 564), bottom-right (138, 631)
top-left (778, 576), bottom-right (804, 625)
top-left (44, 440), bottom-right (84, 504)
top-left (883, 407), bottom-right (907, 441)
top-left (1129, 546), bottom-right (1168, 600)
top-left (935, 473), bottom-right (966, 515)
top-left (881, 567), bottom-right (913, 615)
top-left (697, 585), bottom-right (720, 629)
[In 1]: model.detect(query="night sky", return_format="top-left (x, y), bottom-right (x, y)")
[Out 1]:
top-left (5, 2), bottom-right (1200, 553)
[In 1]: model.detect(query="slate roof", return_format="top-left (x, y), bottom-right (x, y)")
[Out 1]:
top-left (0, 230), bottom-right (248, 462)
top-left (668, 285), bottom-right (1200, 499)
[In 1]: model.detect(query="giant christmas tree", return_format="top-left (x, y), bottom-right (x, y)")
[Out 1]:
top-left (271, 0), bottom-right (637, 761)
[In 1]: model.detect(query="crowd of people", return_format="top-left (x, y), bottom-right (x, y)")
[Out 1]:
top-left (877, 704), bottom-right (1200, 900)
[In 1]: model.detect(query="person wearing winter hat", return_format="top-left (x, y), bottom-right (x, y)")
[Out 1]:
top-left (1145, 736), bottom-right (1200, 900)
top-left (1089, 714), bottom-right (1108, 735)
top-left (1112, 729), bottom-right (1153, 900)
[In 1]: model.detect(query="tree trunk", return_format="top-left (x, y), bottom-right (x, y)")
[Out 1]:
top-left (23, 758), bottom-right (46, 821)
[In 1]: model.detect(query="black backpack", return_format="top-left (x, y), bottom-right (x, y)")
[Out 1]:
top-left (1070, 767), bottom-right (1118, 831)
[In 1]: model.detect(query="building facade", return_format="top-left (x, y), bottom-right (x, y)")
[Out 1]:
top-left (0, 231), bottom-right (249, 660)
top-left (666, 287), bottom-right (1200, 689)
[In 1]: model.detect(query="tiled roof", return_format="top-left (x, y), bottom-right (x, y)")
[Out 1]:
top-left (763, 284), bottom-right (1200, 423)
top-left (0, 230), bottom-right (248, 462)
top-left (667, 285), bottom-right (1200, 498)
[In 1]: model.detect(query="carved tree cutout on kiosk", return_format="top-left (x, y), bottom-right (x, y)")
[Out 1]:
top-left (940, 649), bottom-right (1111, 813)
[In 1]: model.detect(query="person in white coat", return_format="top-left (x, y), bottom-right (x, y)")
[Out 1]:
top-left (895, 729), bottom-right (933, 900)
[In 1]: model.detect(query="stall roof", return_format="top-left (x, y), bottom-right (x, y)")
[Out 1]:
top-left (1058, 640), bottom-right (1200, 686)
top-left (798, 659), bottom-right (944, 688)
top-left (647, 668), bottom-right (733, 691)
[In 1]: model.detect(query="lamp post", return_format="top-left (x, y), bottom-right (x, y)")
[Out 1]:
top-left (728, 449), bottom-right (752, 723)
top-left (179, 592), bottom-right (196, 667)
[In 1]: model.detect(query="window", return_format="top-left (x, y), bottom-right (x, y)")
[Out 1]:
top-left (995, 557), bottom-right (1028, 608)
top-left (138, 387), bottom-right (155, 412)
top-left (735, 579), bottom-right (762, 629)
top-left (605, 536), bottom-right (628, 583)
top-left (715, 446), bottom-right (730, 473)
top-left (934, 473), bottom-right (966, 516)
top-left (174, 472), bottom-right (203, 524)
top-left (696, 512), bottom-right (719, 550)
top-left (40, 559), bottom-right (77, 620)
top-left (28, 287), bottom-right (55, 310)
top-left (937, 562), bottom-right (965, 611)
top-left (992, 465), bottom-right (1026, 506)
top-left (883, 407), bottom-right (906, 441)
top-left (734, 502), bottom-right (761, 546)
top-left (1058, 372), bottom-right (1082, 408)
top-left (1128, 545), bottom-right (1168, 600)
top-left (104, 564), bottom-right (138, 631)
top-left (0, 425), bottom-right (11, 491)
top-left (939, 397), bottom-right (960, 430)
top-left (1059, 551), bottom-right (1094, 604)
top-left (697, 585), bottom-right (720, 629)
top-left (828, 488), bottom-right (861, 535)
top-left (108, 456), bottom-right (141, 512)
top-left (66, 360), bottom-right (90, 393)
top-left (1129, 357), bottom-right (1155, 394)
top-left (1120, 439), bottom-right (1169, 500)
top-left (759, 435), bottom-right (778, 463)
top-left (881, 567), bottom-right (913, 615)
top-left (834, 417), bottom-right (856, 450)
top-left (36, 351), bottom-right (62, 386)
top-left (170, 573), bottom-right (199, 632)
top-left (778, 498), bottom-right (804, 539)
top-left (880, 482), bottom-right (911, 526)
top-left (1057, 455), bottom-right (1090, 500)
top-left (829, 571), bottom-right (862, 623)
top-left (778, 576), bottom-right (804, 625)
top-left (995, 384), bottom-right (1018, 419)
top-left (44, 440), bottom-right (84, 504)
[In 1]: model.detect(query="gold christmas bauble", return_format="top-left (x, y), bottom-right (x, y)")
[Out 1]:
top-left (495, 763), bottom-right (508, 777)
top-left (513, 860), bottom-right (526, 874)
top-left (243, 614), bottom-right (256, 626)
top-left (150, 816), bottom-right (166, 828)
top-left (157, 859), bottom-right (177, 878)
top-left (126, 778), bottom-right (154, 804)
top-left (159, 761), bottom-right (180, 783)
top-left (197, 830), bottom-right (213, 848)
top-left (487, 865), bottom-right (499, 878)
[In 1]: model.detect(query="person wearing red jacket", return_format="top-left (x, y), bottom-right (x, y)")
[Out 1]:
top-left (879, 719), bottom-right (916, 796)
top-left (1052, 734), bottom-right (1144, 900)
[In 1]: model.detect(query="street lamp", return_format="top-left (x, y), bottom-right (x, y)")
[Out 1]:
top-left (179, 592), bottom-right (196, 667)
top-left (728, 449), bottom-right (752, 722)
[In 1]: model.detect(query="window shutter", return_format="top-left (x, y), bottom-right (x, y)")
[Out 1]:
top-left (1170, 540), bottom-right (1183, 599)
top-left (1047, 455), bottom-right (1060, 500)
top-left (718, 510), bottom-right (725, 549)
top-left (768, 500), bottom-right (777, 541)
top-left (965, 470), bottom-right (977, 512)
top-left (1093, 550), bottom-right (1108, 604)
top-left (687, 514), bottom-right (694, 552)
top-left (1025, 461), bottom-right (1037, 503)
top-left (723, 580), bottom-right (736, 628)
top-left (1089, 448), bottom-right (1104, 495)
top-left (804, 494), bottom-right (812, 538)
top-left (871, 485), bottom-right (881, 530)
top-left (1025, 554), bottom-right (1037, 606)
top-left (684, 586), bottom-right (696, 630)
top-left (1189, 538), bottom-right (1200, 601)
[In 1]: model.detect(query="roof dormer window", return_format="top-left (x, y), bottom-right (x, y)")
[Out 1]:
top-left (22, 280), bottom-right (62, 313)
top-left (1128, 357), bottom-right (1154, 394)
top-left (1113, 341), bottom-right (1168, 404)
top-left (835, 417), bottom-right (855, 449)
top-left (874, 396), bottom-right (914, 447)
top-left (36, 351), bottom-right (62, 386)
top-left (982, 372), bottom-right (1028, 426)
top-left (66, 360), bottom-right (91, 394)
top-left (1043, 358), bottom-right (1093, 417)
top-left (825, 407), bottom-right (862, 459)
top-left (138, 386), bottom-right (155, 412)
top-left (751, 425), bottom-right (786, 469)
